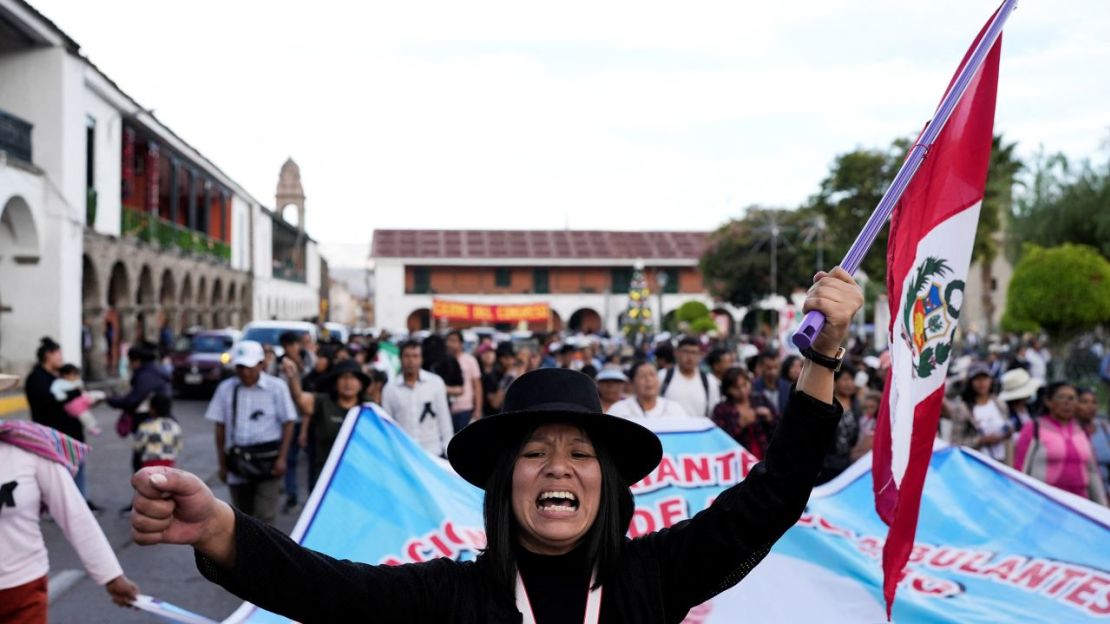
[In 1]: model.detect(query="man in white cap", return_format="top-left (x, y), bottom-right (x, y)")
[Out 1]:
top-left (204, 341), bottom-right (298, 525)
top-left (595, 367), bottom-right (629, 413)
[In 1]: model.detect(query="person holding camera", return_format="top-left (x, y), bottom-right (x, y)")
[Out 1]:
top-left (204, 341), bottom-right (298, 524)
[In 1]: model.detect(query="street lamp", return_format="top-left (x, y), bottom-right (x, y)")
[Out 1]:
top-left (655, 268), bottom-right (669, 333)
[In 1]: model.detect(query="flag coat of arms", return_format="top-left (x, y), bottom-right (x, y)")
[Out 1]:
top-left (871, 13), bottom-right (1003, 618)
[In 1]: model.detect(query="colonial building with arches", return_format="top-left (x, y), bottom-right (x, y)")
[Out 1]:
top-left (371, 229), bottom-right (741, 336)
top-left (0, 1), bottom-right (324, 378)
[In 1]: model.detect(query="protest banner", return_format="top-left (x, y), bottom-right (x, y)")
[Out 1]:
top-left (223, 404), bottom-right (1110, 623)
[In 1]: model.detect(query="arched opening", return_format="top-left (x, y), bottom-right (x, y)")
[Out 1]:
top-left (159, 270), bottom-right (176, 307)
top-left (711, 307), bottom-right (735, 337)
top-left (549, 310), bottom-right (563, 333)
top-left (136, 265), bottom-right (155, 306)
top-left (211, 278), bottom-right (223, 326)
top-left (211, 278), bottom-right (224, 306)
top-left (567, 308), bottom-right (602, 334)
top-left (134, 266), bottom-right (155, 342)
top-left (280, 202), bottom-right (301, 228)
top-left (159, 270), bottom-right (177, 344)
top-left (106, 261), bottom-right (130, 372)
top-left (196, 276), bottom-right (208, 309)
top-left (107, 262), bottom-right (130, 309)
top-left (0, 195), bottom-right (39, 257)
top-left (82, 256), bottom-right (100, 311)
top-left (179, 274), bottom-right (193, 305)
top-left (225, 282), bottom-right (238, 327)
top-left (662, 309), bottom-right (678, 333)
top-left (407, 308), bottom-right (431, 333)
top-left (740, 309), bottom-right (779, 341)
top-left (80, 256), bottom-right (102, 378)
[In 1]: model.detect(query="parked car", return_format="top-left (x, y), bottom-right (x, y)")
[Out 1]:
top-left (239, 320), bottom-right (319, 357)
top-left (170, 329), bottom-right (240, 395)
top-left (323, 322), bottom-right (350, 344)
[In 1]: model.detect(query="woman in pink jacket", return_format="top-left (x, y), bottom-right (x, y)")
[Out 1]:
top-left (1013, 381), bottom-right (1108, 506)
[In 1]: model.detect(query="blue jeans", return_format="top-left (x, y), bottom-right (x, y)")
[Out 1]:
top-left (452, 410), bottom-right (473, 434)
top-left (74, 461), bottom-right (88, 499)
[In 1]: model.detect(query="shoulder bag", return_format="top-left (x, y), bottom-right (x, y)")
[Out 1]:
top-left (225, 383), bottom-right (281, 481)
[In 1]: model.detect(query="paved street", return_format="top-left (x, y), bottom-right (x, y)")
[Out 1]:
top-left (41, 395), bottom-right (305, 623)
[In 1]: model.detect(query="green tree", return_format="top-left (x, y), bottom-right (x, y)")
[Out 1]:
top-left (699, 206), bottom-right (815, 306)
top-left (804, 139), bottom-right (910, 285)
top-left (673, 300), bottom-right (718, 336)
top-left (1001, 243), bottom-right (1110, 343)
top-left (675, 300), bottom-right (710, 324)
top-left (974, 135), bottom-right (1023, 332)
top-left (1011, 146), bottom-right (1110, 260)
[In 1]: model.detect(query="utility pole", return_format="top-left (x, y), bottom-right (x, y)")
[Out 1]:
top-left (770, 222), bottom-right (779, 297)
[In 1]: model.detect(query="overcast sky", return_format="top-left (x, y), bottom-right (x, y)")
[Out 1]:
top-left (31, 0), bottom-right (1110, 267)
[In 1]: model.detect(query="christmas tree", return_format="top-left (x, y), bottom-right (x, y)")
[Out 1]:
top-left (621, 267), bottom-right (653, 347)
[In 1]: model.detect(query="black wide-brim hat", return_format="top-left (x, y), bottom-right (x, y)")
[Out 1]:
top-left (448, 368), bottom-right (662, 490)
top-left (321, 360), bottom-right (372, 391)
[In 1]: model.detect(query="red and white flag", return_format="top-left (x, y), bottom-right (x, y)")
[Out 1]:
top-left (871, 16), bottom-right (1002, 620)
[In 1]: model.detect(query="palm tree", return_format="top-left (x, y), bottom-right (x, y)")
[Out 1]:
top-left (975, 134), bottom-right (1023, 334)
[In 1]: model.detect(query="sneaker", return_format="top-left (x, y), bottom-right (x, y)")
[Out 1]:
top-left (86, 500), bottom-right (103, 513)
top-left (282, 496), bottom-right (298, 513)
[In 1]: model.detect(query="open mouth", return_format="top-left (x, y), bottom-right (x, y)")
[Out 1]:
top-left (536, 490), bottom-right (579, 513)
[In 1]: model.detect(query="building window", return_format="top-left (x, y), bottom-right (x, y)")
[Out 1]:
top-left (85, 116), bottom-right (96, 188)
top-left (533, 269), bottom-right (549, 294)
top-left (413, 268), bottom-right (431, 294)
top-left (611, 268), bottom-right (632, 294)
top-left (85, 116), bottom-right (96, 226)
top-left (495, 267), bottom-right (511, 288)
top-left (662, 268), bottom-right (679, 294)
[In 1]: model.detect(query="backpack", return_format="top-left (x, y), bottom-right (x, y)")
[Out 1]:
top-left (661, 367), bottom-right (710, 416)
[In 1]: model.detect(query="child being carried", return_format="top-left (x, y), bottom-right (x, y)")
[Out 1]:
top-left (50, 364), bottom-right (105, 436)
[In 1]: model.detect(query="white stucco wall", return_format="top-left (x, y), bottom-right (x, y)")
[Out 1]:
top-left (371, 259), bottom-right (730, 334)
top-left (0, 47), bottom-right (85, 371)
top-left (252, 277), bottom-right (319, 322)
top-left (0, 159), bottom-right (75, 373)
top-left (252, 206), bottom-right (273, 280)
top-left (230, 195), bottom-right (252, 272)
top-left (306, 240), bottom-right (320, 290)
top-left (328, 281), bottom-right (360, 326)
top-left (82, 77), bottom-right (122, 237)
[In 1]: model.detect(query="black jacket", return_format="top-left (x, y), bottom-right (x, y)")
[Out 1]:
top-left (197, 390), bottom-right (840, 623)
top-left (107, 362), bottom-right (171, 430)
top-left (25, 365), bottom-right (83, 442)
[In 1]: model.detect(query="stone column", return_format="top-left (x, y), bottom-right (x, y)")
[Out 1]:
top-left (83, 307), bottom-right (107, 381)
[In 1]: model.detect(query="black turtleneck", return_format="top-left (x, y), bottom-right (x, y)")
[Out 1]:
top-left (515, 543), bottom-right (593, 624)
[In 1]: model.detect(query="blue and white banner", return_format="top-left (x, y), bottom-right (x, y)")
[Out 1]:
top-left (223, 405), bottom-right (1110, 623)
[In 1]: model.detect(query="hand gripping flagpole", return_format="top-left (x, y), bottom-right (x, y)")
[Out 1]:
top-left (791, 0), bottom-right (1018, 351)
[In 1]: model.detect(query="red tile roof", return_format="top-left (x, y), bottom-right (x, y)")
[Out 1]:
top-left (372, 230), bottom-right (709, 260)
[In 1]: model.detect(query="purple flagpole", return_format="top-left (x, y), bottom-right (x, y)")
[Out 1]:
top-left (791, 0), bottom-right (1018, 351)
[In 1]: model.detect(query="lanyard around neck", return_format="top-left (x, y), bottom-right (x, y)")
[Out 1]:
top-left (515, 571), bottom-right (601, 624)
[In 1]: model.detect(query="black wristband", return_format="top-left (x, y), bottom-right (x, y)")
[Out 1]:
top-left (801, 346), bottom-right (845, 372)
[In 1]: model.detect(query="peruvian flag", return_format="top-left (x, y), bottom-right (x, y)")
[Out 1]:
top-left (871, 12), bottom-right (1002, 620)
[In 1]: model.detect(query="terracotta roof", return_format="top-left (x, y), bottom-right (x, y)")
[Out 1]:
top-left (372, 230), bottom-right (709, 260)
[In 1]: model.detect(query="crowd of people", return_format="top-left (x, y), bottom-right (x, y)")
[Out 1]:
top-left (5, 319), bottom-right (1110, 620)
top-left (203, 322), bottom-right (1107, 509)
